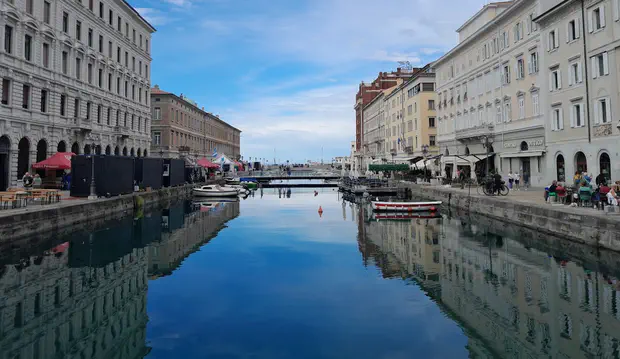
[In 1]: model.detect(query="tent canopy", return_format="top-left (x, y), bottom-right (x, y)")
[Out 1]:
top-left (32, 152), bottom-right (75, 170)
top-left (368, 164), bottom-right (409, 171)
top-left (197, 158), bottom-right (219, 169)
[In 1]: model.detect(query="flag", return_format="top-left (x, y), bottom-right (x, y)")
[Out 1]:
top-left (212, 148), bottom-right (217, 158)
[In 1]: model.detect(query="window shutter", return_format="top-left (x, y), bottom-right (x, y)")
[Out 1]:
top-left (528, 57), bottom-right (533, 74)
top-left (601, 5), bottom-right (607, 27)
top-left (566, 23), bottom-right (570, 43)
top-left (570, 105), bottom-right (575, 127)
top-left (559, 109), bottom-right (564, 130)
top-left (558, 69), bottom-right (562, 89)
top-left (578, 62), bottom-right (583, 82)
top-left (576, 18), bottom-right (581, 38)
top-left (514, 62), bottom-right (519, 79)
top-left (615, 0), bottom-right (620, 21)
top-left (595, 100), bottom-right (601, 124)
top-left (527, 17), bottom-right (531, 34)
top-left (580, 103), bottom-right (585, 127)
top-left (549, 72), bottom-right (554, 91)
top-left (554, 29), bottom-right (559, 47)
top-left (606, 98), bottom-right (612, 123)
top-left (568, 65), bottom-right (574, 86)
top-left (603, 52), bottom-right (609, 75)
top-left (592, 57), bottom-right (598, 78)
top-left (589, 11), bottom-right (594, 32)
top-left (546, 33), bottom-right (551, 51)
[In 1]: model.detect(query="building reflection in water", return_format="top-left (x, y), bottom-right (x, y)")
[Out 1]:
top-left (355, 201), bottom-right (620, 359)
top-left (0, 199), bottom-right (239, 359)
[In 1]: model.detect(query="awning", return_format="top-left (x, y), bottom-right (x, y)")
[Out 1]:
top-left (197, 158), bottom-right (219, 169)
top-left (403, 156), bottom-right (424, 163)
top-left (499, 151), bottom-right (544, 158)
top-left (442, 154), bottom-right (493, 165)
top-left (32, 152), bottom-right (75, 170)
top-left (368, 164), bottom-right (409, 171)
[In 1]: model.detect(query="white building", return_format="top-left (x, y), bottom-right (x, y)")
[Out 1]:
top-left (0, 0), bottom-right (155, 189)
top-left (535, 0), bottom-right (620, 184)
top-left (435, 0), bottom-right (547, 186)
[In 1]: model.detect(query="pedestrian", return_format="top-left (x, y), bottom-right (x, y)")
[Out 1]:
top-left (33, 173), bottom-right (42, 188)
top-left (508, 170), bottom-right (514, 189)
top-left (459, 169), bottom-right (465, 189)
top-left (574, 171), bottom-right (581, 188)
top-left (514, 171), bottom-right (520, 190)
top-left (523, 170), bottom-right (529, 190)
top-left (596, 172), bottom-right (607, 186)
top-left (22, 172), bottom-right (33, 188)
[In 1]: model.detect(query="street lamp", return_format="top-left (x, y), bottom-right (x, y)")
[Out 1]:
top-left (480, 124), bottom-right (495, 178)
top-left (422, 144), bottom-right (429, 181)
top-left (88, 140), bottom-right (97, 200)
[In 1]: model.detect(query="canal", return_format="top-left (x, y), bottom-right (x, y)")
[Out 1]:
top-left (1, 188), bottom-right (620, 358)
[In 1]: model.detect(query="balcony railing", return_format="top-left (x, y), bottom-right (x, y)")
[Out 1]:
top-left (72, 118), bottom-right (91, 132)
top-left (114, 125), bottom-right (130, 138)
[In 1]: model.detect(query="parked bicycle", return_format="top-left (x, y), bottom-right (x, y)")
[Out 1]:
top-left (477, 177), bottom-right (509, 196)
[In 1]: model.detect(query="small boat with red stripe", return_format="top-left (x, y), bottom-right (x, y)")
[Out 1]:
top-left (371, 200), bottom-right (442, 212)
top-left (372, 212), bottom-right (441, 220)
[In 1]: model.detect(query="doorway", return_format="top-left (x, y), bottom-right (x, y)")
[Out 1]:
top-left (17, 137), bottom-right (30, 179)
top-left (521, 158), bottom-right (531, 185)
top-left (0, 136), bottom-right (10, 191)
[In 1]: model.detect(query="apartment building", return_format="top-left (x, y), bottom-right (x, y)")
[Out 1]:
top-left (150, 85), bottom-right (241, 160)
top-left (535, 0), bottom-right (620, 183)
top-left (362, 91), bottom-right (386, 166)
top-left (435, 0), bottom-right (547, 185)
top-left (0, 0), bottom-right (155, 190)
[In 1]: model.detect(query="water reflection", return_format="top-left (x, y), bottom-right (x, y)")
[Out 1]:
top-left (355, 202), bottom-right (620, 359)
top-left (0, 200), bottom-right (239, 359)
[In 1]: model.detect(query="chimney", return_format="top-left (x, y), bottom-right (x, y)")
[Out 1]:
top-left (154, 84), bottom-right (160, 89)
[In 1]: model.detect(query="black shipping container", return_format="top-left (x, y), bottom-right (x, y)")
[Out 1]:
top-left (70, 155), bottom-right (135, 197)
top-left (161, 205), bottom-right (185, 232)
top-left (135, 158), bottom-right (164, 190)
top-left (68, 216), bottom-right (134, 268)
top-left (163, 158), bottom-right (185, 187)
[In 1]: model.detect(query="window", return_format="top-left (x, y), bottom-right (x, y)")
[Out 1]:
top-left (124, 81), bottom-right (128, 97)
top-left (516, 58), bottom-right (525, 79)
top-left (75, 58), bottom-right (81, 80)
top-left (4, 26), bottom-right (12, 54)
top-left (98, 69), bottom-right (103, 88)
top-left (140, 34), bottom-right (143, 47)
top-left (496, 104), bottom-right (502, 123)
top-left (89, 0), bottom-right (94, 11)
top-left (87, 63), bottom-right (92, 84)
top-left (2, 79), bottom-right (10, 105)
top-left (62, 51), bottom-right (68, 74)
top-left (109, 10), bottom-right (113, 25)
top-left (407, 104), bottom-right (412, 115)
top-left (514, 22), bottom-right (523, 42)
top-left (518, 96), bottom-right (525, 119)
top-left (552, 107), bottom-right (564, 130)
top-left (568, 19), bottom-right (580, 41)
top-left (502, 64), bottom-right (511, 85)
top-left (116, 77), bottom-right (120, 95)
top-left (532, 93), bottom-right (540, 115)
top-left (26, 0), bottom-right (33, 14)
top-left (86, 102), bottom-right (91, 120)
top-left (117, 16), bottom-right (122, 32)
top-left (429, 117), bottom-right (436, 128)
top-left (595, 97), bottom-right (611, 124)
top-left (154, 107), bottom-right (161, 120)
top-left (88, 28), bottom-right (93, 47)
top-left (550, 67), bottom-right (561, 91)
top-left (548, 29), bottom-right (559, 50)
top-left (592, 52), bottom-right (609, 78)
top-left (44, 1), bottom-right (51, 24)
top-left (590, 6), bottom-right (605, 32)
top-left (428, 100), bottom-right (435, 110)
top-left (60, 94), bottom-right (66, 116)
top-left (22, 84), bottom-right (30, 109)
top-left (133, 29), bottom-right (136, 43)
top-left (108, 73), bottom-right (112, 91)
top-left (132, 57), bottom-right (135, 71)
top-left (125, 51), bottom-right (128, 67)
top-left (528, 13), bottom-right (538, 33)
top-left (429, 135), bottom-right (436, 146)
top-left (139, 60), bottom-right (142, 75)
top-left (40, 89), bottom-right (48, 113)
top-left (108, 41), bottom-right (113, 58)
top-left (76, 21), bottom-right (81, 41)
top-left (97, 105), bottom-right (102, 123)
top-left (504, 100), bottom-right (512, 122)
top-left (99, 2), bottom-right (104, 18)
top-left (107, 107), bottom-right (111, 125)
top-left (571, 103), bottom-right (584, 127)
top-left (146, 39), bottom-right (149, 53)
top-left (153, 132), bottom-right (162, 145)
top-left (99, 35), bottom-right (103, 53)
top-left (63, 12), bottom-right (69, 33)
top-left (42, 43), bottom-right (50, 68)
top-left (125, 23), bottom-right (129, 37)
top-left (569, 61), bottom-right (582, 85)
top-left (24, 34), bottom-right (32, 61)
top-left (117, 46), bottom-right (121, 62)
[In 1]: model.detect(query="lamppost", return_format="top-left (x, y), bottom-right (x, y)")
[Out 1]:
top-left (422, 144), bottom-right (429, 181)
top-left (88, 139), bottom-right (97, 200)
top-left (480, 124), bottom-right (495, 179)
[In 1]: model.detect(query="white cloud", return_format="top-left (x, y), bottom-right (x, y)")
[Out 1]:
top-left (164, 0), bottom-right (192, 6)
top-left (134, 8), bottom-right (173, 26)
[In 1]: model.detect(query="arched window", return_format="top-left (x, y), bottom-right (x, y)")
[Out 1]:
top-left (520, 141), bottom-right (528, 151)
top-left (71, 142), bottom-right (80, 154)
top-left (556, 154), bottom-right (565, 182)
top-left (465, 146), bottom-right (470, 155)
top-left (17, 137), bottom-right (30, 178)
top-left (575, 151), bottom-right (587, 173)
top-left (600, 152), bottom-right (611, 183)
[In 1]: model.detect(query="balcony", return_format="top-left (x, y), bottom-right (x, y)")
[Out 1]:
top-left (114, 125), bottom-right (130, 138)
top-left (72, 118), bottom-right (92, 132)
top-left (455, 124), bottom-right (494, 141)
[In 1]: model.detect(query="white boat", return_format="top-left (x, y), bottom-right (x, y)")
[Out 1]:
top-left (371, 200), bottom-right (442, 212)
top-left (193, 185), bottom-right (239, 197)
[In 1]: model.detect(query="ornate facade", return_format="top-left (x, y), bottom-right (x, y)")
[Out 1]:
top-left (0, 0), bottom-right (155, 189)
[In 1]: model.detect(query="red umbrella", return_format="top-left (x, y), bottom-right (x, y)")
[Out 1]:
top-left (32, 152), bottom-right (75, 170)
top-left (197, 158), bottom-right (220, 169)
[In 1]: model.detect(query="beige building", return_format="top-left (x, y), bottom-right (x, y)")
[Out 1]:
top-left (435, 0), bottom-right (547, 185)
top-left (535, 0), bottom-right (620, 184)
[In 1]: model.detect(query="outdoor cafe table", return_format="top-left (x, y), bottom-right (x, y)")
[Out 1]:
top-left (0, 191), bottom-right (29, 208)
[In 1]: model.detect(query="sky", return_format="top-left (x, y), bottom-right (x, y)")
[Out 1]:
top-left (133, 0), bottom-right (487, 163)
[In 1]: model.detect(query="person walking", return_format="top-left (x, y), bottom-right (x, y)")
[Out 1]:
top-left (514, 171), bottom-right (520, 191)
top-left (523, 170), bottom-right (529, 191)
top-left (508, 170), bottom-right (514, 189)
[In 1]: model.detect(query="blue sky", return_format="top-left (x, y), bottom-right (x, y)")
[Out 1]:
top-left (133, 0), bottom-right (486, 163)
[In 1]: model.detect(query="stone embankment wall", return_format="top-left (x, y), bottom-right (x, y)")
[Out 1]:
top-left (404, 184), bottom-right (620, 252)
top-left (0, 184), bottom-right (198, 241)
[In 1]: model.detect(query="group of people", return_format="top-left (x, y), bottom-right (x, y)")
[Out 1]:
top-left (21, 172), bottom-right (42, 189)
top-left (546, 170), bottom-right (620, 207)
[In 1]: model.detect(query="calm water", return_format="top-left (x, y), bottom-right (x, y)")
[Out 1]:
top-left (2, 188), bottom-right (620, 358)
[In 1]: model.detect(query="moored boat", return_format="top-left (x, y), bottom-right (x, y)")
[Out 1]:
top-left (193, 185), bottom-right (239, 197)
top-left (372, 212), bottom-right (441, 220)
top-left (371, 200), bottom-right (442, 212)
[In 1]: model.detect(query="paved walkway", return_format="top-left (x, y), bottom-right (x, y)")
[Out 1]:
top-left (0, 191), bottom-right (98, 219)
